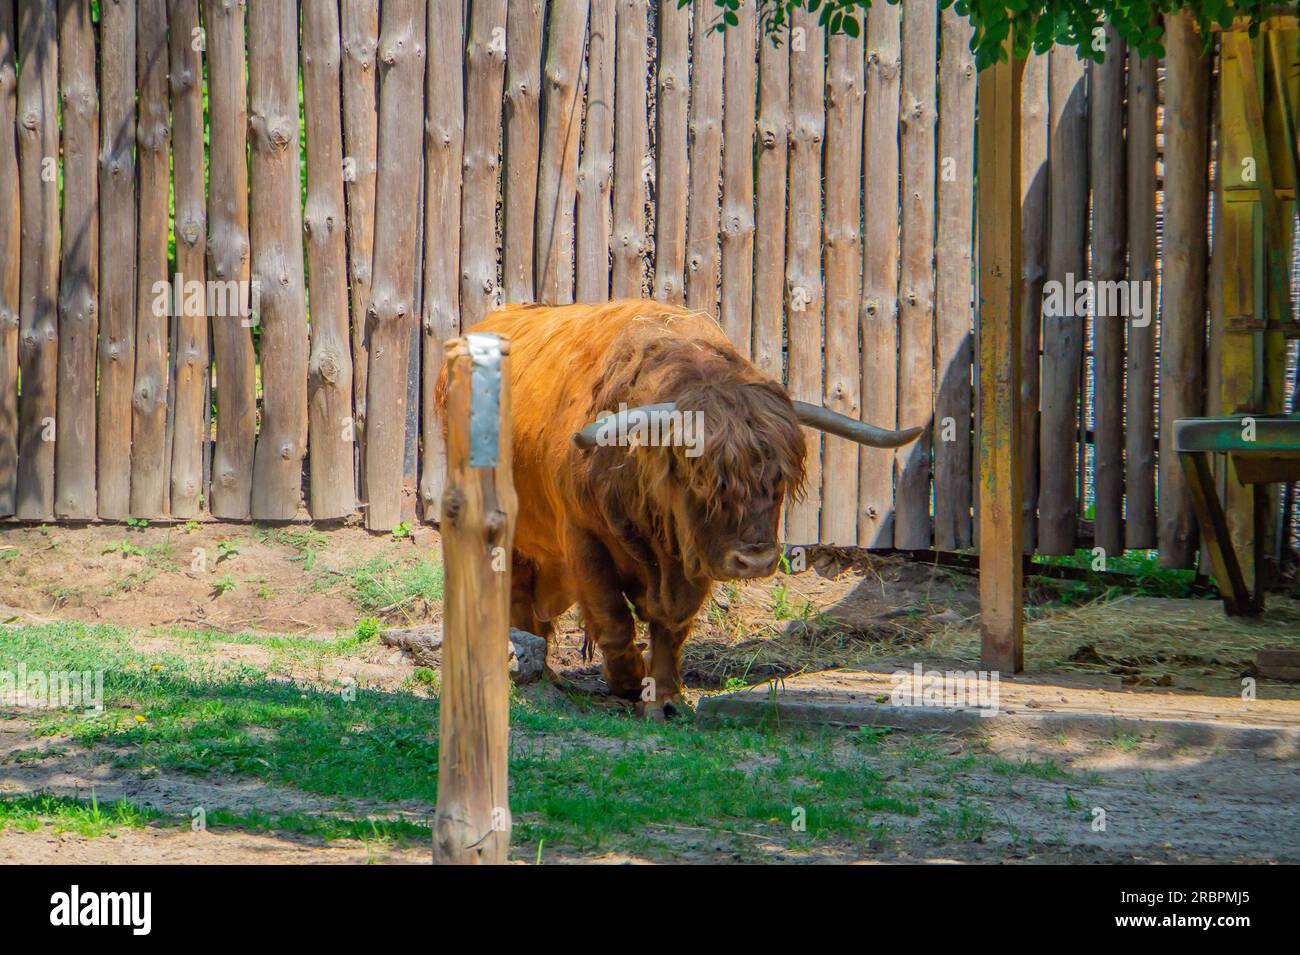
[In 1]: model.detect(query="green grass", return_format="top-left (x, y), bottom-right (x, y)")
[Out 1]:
top-left (341, 556), bottom-right (445, 614)
top-left (0, 793), bottom-right (161, 838)
top-left (1032, 548), bottom-right (1197, 600)
top-left (0, 621), bottom-right (1086, 860)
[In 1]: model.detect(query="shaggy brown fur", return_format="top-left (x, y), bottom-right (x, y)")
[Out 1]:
top-left (438, 301), bottom-right (807, 717)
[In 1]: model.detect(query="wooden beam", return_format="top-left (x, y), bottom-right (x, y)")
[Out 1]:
top-left (0, 1), bottom-right (18, 516)
top-left (977, 48), bottom-right (1023, 673)
top-left (433, 333), bottom-right (516, 865)
top-left (364, 0), bottom-right (427, 530)
top-left (1158, 11), bottom-right (1211, 567)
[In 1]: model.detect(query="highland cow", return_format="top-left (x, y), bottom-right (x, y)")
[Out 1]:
top-left (440, 301), bottom-right (921, 719)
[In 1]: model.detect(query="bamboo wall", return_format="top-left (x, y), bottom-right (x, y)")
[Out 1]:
top-left (0, 1), bottom-right (1225, 567)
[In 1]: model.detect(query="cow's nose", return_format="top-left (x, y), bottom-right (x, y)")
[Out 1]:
top-left (724, 544), bottom-right (779, 579)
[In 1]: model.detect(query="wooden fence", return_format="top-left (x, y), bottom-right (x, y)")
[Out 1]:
top-left (0, 1), bottom-right (1242, 568)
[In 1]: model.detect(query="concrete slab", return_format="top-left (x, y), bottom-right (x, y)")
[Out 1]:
top-left (695, 669), bottom-right (1300, 756)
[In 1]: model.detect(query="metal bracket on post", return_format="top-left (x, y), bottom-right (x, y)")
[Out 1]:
top-left (467, 333), bottom-right (503, 468)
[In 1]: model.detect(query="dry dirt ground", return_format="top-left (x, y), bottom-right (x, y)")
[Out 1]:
top-left (0, 521), bottom-right (1298, 864)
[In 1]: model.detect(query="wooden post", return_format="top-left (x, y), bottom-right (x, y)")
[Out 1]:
top-left (894, 0), bottom-right (937, 550)
top-left (248, 0), bottom-right (308, 520)
top-left (820, 27), bottom-right (863, 544)
top-left (576, 0), bottom-right (615, 302)
top-left (1090, 26), bottom-right (1127, 560)
top-left (420, 0), bottom-right (466, 521)
top-left (933, 7), bottom-right (976, 551)
top-left (1125, 45), bottom-right (1158, 550)
top-left (784, 5), bottom-right (824, 545)
top-left (1159, 11), bottom-right (1210, 568)
top-left (56, 0), bottom-right (98, 520)
top-left (752, 21), bottom-right (788, 380)
top-left (503, 0), bottom-right (545, 304)
top-left (15, 0), bottom-right (58, 520)
top-left (534, 0), bottom-right (589, 305)
top-left (977, 47), bottom-right (1023, 674)
top-left (651, 0), bottom-right (688, 304)
top-left (460, 0), bottom-right (508, 330)
top-left (1038, 44), bottom-right (1088, 555)
top-left (859, 0), bottom-right (901, 548)
top-left (129, 0), bottom-right (171, 517)
top-left (168, 0), bottom-right (209, 518)
top-left (719, 0), bottom-right (756, 356)
top-left (611, 0), bottom-right (647, 298)
top-left (96, 0), bottom-right (137, 519)
top-left (204, 0), bottom-right (256, 519)
top-left (434, 333), bottom-right (516, 866)
top-left (684, 0), bottom-right (723, 314)
top-left (364, 0), bottom-right (427, 530)
top-left (0, 0), bottom-right (18, 516)
top-left (1018, 51), bottom-right (1049, 553)
top-left (302, 0), bottom-right (356, 519)
top-left (342, 0), bottom-right (379, 505)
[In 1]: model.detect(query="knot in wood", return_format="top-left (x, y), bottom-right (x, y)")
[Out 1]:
top-left (485, 509), bottom-right (507, 541)
top-left (443, 488), bottom-right (465, 524)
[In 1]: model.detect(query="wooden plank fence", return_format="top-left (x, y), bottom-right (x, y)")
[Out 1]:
top-left (0, 0), bottom-right (1235, 571)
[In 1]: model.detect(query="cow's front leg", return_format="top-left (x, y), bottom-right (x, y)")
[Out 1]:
top-left (568, 527), bottom-right (645, 700)
top-left (638, 621), bottom-right (691, 721)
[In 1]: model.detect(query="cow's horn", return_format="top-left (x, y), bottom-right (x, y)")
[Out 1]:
top-left (791, 400), bottom-right (924, 448)
top-left (572, 402), bottom-right (679, 450)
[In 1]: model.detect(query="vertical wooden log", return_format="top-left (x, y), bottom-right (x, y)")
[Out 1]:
top-left (1038, 45), bottom-right (1088, 554)
top-left (684, 0), bottom-right (722, 313)
top-left (858, 0), bottom-right (900, 548)
top-left (1124, 47), bottom-right (1157, 550)
top-left (421, 0), bottom-right (466, 520)
top-left (1159, 11), bottom-right (1210, 568)
top-left (611, 0), bottom-right (647, 298)
top-left (719, 0), bottom-right (756, 354)
top-left (751, 21), bottom-right (787, 381)
top-left (248, 0), bottom-right (308, 519)
top-left (0, 0), bottom-right (17, 516)
top-left (97, 0), bottom-right (136, 519)
top-left (365, 0), bottom-right (427, 530)
top-left (784, 7), bottom-right (823, 544)
top-left (977, 51), bottom-right (1023, 674)
top-left (820, 29), bottom-right (863, 545)
top-left (1018, 51), bottom-right (1049, 553)
top-left (129, 0), bottom-right (170, 517)
top-left (55, 0), bottom-right (97, 519)
top-left (894, 0), bottom-right (937, 549)
top-left (933, 7), bottom-right (976, 551)
top-left (167, 0), bottom-right (208, 517)
top-left (576, 0), bottom-right (614, 302)
top-left (15, 0), bottom-right (57, 520)
top-left (204, 0), bottom-right (255, 518)
top-left (433, 332), bottom-right (516, 866)
top-left (342, 0), bottom-right (379, 503)
top-left (1090, 26), bottom-right (1127, 559)
top-left (651, 0), bottom-right (687, 304)
top-left (302, 0), bottom-right (355, 519)
top-left (460, 0), bottom-right (508, 329)
top-left (534, 0), bottom-right (589, 305)
top-left (503, 0), bottom-right (545, 303)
